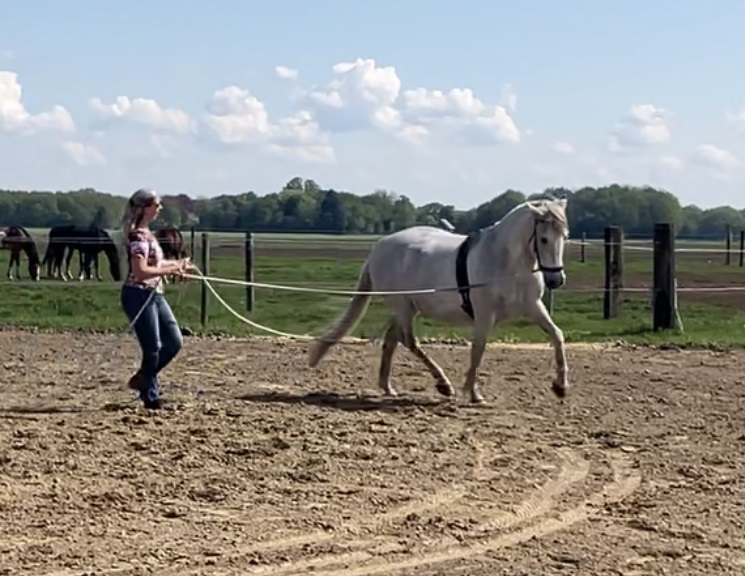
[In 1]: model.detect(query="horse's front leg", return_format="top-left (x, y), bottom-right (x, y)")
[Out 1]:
top-left (11, 251), bottom-right (20, 280)
top-left (463, 315), bottom-right (494, 404)
top-left (528, 298), bottom-right (568, 398)
top-left (64, 251), bottom-right (73, 281)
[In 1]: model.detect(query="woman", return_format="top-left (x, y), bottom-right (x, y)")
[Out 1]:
top-left (119, 188), bottom-right (193, 410)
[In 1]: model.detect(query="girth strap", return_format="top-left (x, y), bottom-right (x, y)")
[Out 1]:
top-left (455, 234), bottom-right (475, 319)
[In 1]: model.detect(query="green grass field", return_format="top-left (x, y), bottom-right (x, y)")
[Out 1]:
top-left (2, 230), bottom-right (745, 346)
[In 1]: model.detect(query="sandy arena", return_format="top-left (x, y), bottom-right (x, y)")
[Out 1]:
top-left (1, 330), bottom-right (744, 575)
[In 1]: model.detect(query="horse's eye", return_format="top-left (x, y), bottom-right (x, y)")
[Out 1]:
top-left (540, 237), bottom-right (548, 245)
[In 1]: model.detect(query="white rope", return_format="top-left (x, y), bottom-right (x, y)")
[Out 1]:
top-left (190, 266), bottom-right (315, 340)
top-left (181, 271), bottom-right (745, 296)
top-left (181, 272), bottom-right (487, 297)
top-left (125, 276), bottom-right (161, 333)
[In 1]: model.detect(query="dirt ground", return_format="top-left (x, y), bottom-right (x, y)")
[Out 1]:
top-left (1, 331), bottom-right (744, 576)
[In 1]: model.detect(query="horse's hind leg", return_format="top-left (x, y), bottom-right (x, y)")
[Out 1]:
top-left (7, 251), bottom-right (16, 280)
top-left (93, 253), bottom-right (102, 281)
top-left (377, 320), bottom-right (401, 397)
top-left (400, 317), bottom-right (454, 397)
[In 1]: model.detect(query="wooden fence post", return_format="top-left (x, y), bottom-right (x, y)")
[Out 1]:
top-left (725, 225), bottom-right (732, 266)
top-left (190, 226), bottom-right (195, 258)
top-left (652, 222), bottom-right (676, 331)
top-left (245, 232), bottom-right (255, 312)
top-left (580, 232), bottom-right (587, 263)
top-left (739, 230), bottom-right (744, 268)
top-left (603, 226), bottom-right (624, 319)
top-left (200, 233), bottom-right (210, 328)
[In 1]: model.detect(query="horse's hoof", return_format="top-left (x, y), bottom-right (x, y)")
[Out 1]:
top-left (381, 386), bottom-right (398, 398)
top-left (436, 381), bottom-right (454, 397)
top-left (551, 381), bottom-right (567, 399)
top-left (470, 396), bottom-right (486, 405)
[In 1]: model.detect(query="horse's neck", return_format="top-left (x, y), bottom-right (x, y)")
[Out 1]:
top-left (21, 243), bottom-right (38, 261)
top-left (476, 214), bottom-right (535, 272)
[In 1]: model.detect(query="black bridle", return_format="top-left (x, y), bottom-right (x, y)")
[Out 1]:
top-left (530, 220), bottom-right (565, 275)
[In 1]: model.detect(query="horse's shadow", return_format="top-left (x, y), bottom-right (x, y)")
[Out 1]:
top-left (0, 401), bottom-right (136, 418)
top-left (234, 389), bottom-right (447, 413)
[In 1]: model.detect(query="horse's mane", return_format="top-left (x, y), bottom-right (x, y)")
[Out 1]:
top-left (487, 199), bottom-right (567, 235)
top-left (531, 199), bottom-right (569, 235)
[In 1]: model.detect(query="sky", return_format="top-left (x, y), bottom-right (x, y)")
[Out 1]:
top-left (1, 0), bottom-right (744, 210)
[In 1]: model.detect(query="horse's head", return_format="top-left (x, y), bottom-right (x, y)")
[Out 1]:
top-left (30, 261), bottom-right (41, 281)
top-left (99, 230), bottom-right (122, 281)
top-left (525, 197), bottom-right (569, 289)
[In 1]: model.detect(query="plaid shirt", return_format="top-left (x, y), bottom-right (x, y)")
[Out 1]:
top-left (125, 229), bottom-right (164, 292)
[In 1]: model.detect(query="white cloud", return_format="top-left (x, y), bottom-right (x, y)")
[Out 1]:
top-left (399, 86), bottom-right (520, 145)
top-left (275, 66), bottom-right (298, 80)
top-left (306, 58), bottom-right (402, 134)
top-left (304, 57), bottom-right (520, 145)
top-left (202, 86), bottom-right (272, 144)
top-left (268, 110), bottom-right (334, 163)
top-left (690, 144), bottom-right (738, 171)
top-left (201, 86), bottom-right (333, 163)
top-left (553, 141), bottom-right (574, 154)
top-left (0, 71), bottom-right (74, 134)
top-left (89, 95), bottom-right (194, 134)
top-left (61, 140), bottom-right (106, 166)
top-left (609, 103), bottom-right (671, 152)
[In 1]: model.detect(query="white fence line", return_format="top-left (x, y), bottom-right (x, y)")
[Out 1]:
top-left (181, 273), bottom-right (745, 297)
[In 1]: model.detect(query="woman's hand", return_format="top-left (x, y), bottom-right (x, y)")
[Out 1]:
top-left (172, 257), bottom-right (195, 277)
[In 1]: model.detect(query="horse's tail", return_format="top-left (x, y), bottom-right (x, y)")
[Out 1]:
top-left (308, 259), bottom-right (373, 368)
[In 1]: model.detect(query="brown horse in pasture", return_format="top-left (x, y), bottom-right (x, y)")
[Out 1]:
top-left (155, 225), bottom-right (189, 283)
top-left (0, 226), bottom-right (41, 281)
top-left (42, 224), bottom-right (121, 282)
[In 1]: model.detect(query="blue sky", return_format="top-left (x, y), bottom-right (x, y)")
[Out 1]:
top-left (1, 0), bottom-right (744, 209)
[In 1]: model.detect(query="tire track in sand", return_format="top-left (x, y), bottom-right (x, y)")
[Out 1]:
top-left (159, 434), bottom-right (487, 576)
top-left (242, 447), bottom-right (590, 576)
top-left (285, 451), bottom-right (641, 576)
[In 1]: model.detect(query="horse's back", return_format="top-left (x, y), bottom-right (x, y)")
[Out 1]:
top-left (367, 226), bottom-right (465, 291)
top-left (376, 226), bottom-right (464, 253)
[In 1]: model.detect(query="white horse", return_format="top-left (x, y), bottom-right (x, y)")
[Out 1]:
top-left (308, 197), bottom-right (570, 404)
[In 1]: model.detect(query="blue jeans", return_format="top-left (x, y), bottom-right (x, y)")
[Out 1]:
top-left (120, 284), bottom-right (183, 403)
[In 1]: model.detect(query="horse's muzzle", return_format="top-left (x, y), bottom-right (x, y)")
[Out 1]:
top-left (543, 270), bottom-right (565, 290)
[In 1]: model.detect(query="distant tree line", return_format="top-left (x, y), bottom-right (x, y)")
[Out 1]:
top-left (0, 177), bottom-right (741, 239)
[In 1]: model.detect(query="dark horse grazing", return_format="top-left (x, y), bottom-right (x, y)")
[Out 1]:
top-left (0, 226), bottom-right (41, 281)
top-left (155, 225), bottom-right (189, 283)
top-left (42, 225), bottom-right (121, 282)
